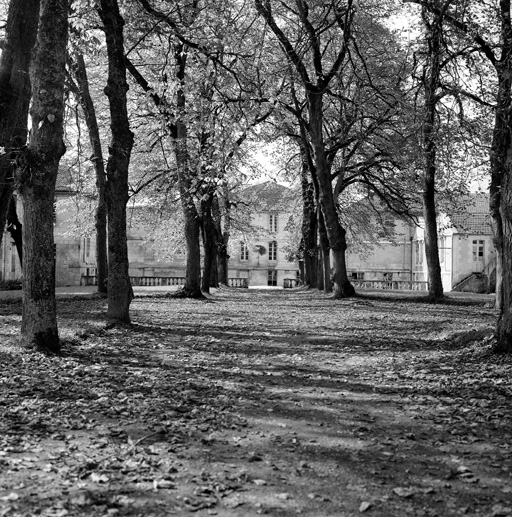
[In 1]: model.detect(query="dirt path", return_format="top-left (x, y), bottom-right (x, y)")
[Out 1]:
top-left (0, 288), bottom-right (510, 516)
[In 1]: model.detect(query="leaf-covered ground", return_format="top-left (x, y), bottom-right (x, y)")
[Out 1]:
top-left (0, 288), bottom-right (511, 517)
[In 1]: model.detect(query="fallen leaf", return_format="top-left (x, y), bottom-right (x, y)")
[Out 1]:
top-left (90, 472), bottom-right (109, 483)
top-left (359, 501), bottom-right (372, 512)
top-left (392, 487), bottom-right (415, 498)
top-left (0, 493), bottom-right (19, 501)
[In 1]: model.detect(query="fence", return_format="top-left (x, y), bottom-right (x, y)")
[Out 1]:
top-left (81, 275), bottom-right (251, 288)
top-left (81, 275), bottom-right (185, 287)
top-left (352, 279), bottom-right (428, 291)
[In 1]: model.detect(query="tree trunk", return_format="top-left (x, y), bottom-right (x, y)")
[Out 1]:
top-left (0, 0), bottom-right (40, 250)
top-left (172, 43), bottom-right (203, 298)
top-left (496, 156), bottom-right (512, 351)
top-left (308, 93), bottom-right (354, 299)
top-left (317, 248), bottom-right (324, 291)
top-left (70, 53), bottom-right (108, 295)
top-left (317, 207), bottom-right (331, 294)
top-left (301, 162), bottom-right (318, 288)
top-left (18, 0), bottom-right (68, 353)
top-left (214, 193), bottom-right (229, 286)
top-left (201, 192), bottom-right (216, 294)
top-left (489, 60), bottom-right (512, 314)
top-left (420, 6), bottom-right (444, 300)
top-left (98, 0), bottom-right (134, 323)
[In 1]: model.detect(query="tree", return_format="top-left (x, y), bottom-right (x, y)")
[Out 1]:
top-left (17, 0), bottom-right (68, 352)
top-left (0, 0), bottom-right (39, 252)
top-left (69, 53), bottom-right (108, 295)
top-left (254, 0), bottom-right (357, 298)
top-left (98, 0), bottom-right (135, 323)
top-left (404, 0), bottom-right (512, 350)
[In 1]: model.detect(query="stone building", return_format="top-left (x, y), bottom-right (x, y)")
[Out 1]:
top-left (345, 193), bottom-right (495, 292)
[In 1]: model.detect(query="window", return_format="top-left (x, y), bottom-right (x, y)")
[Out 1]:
top-left (439, 236), bottom-right (446, 264)
top-left (269, 213), bottom-right (278, 233)
top-left (82, 237), bottom-right (92, 263)
top-left (473, 240), bottom-right (484, 262)
top-left (415, 240), bottom-right (423, 265)
top-left (10, 244), bottom-right (16, 273)
top-left (268, 241), bottom-right (277, 261)
top-left (240, 241), bottom-right (249, 261)
top-left (268, 269), bottom-right (277, 286)
top-left (351, 272), bottom-right (364, 280)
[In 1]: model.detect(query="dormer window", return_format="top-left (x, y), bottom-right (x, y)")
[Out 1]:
top-left (269, 212), bottom-right (278, 233)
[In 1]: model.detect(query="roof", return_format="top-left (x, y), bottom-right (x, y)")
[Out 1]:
top-left (241, 181), bottom-right (296, 211)
top-left (447, 193), bottom-right (492, 235)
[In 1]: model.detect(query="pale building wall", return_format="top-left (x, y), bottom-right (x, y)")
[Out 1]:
top-left (229, 210), bottom-right (299, 286)
top-left (346, 219), bottom-right (415, 281)
top-left (451, 234), bottom-right (495, 287)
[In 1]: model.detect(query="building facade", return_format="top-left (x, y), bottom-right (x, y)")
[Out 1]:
top-left (1, 180), bottom-right (300, 288)
top-left (346, 193), bottom-right (495, 293)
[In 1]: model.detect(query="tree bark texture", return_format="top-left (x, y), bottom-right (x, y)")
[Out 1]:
top-left (317, 206), bottom-right (331, 294)
top-left (70, 53), bottom-right (108, 295)
top-left (173, 44), bottom-right (202, 298)
top-left (98, 0), bottom-right (134, 323)
top-left (17, 0), bottom-right (68, 353)
top-left (214, 193), bottom-right (229, 286)
top-left (300, 160), bottom-right (318, 288)
top-left (420, 6), bottom-right (444, 300)
top-left (0, 0), bottom-right (39, 251)
top-left (496, 150), bottom-right (512, 351)
top-left (309, 93), bottom-right (354, 298)
top-left (200, 192), bottom-right (217, 294)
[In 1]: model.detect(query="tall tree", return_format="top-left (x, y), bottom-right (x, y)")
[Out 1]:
top-left (0, 0), bottom-right (40, 251)
top-left (69, 53), bottom-right (108, 295)
top-left (17, 0), bottom-right (68, 352)
top-left (98, 0), bottom-right (134, 322)
top-left (255, 0), bottom-right (356, 298)
top-left (418, 2), bottom-right (448, 299)
top-left (404, 0), bottom-right (512, 350)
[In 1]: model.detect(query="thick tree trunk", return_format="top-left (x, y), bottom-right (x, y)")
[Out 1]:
top-left (214, 194), bottom-right (229, 286)
top-left (309, 93), bottom-right (354, 299)
top-left (0, 0), bottom-right (39, 250)
top-left (421, 7), bottom-right (444, 300)
top-left (423, 185), bottom-right (443, 298)
top-left (489, 0), bottom-right (512, 351)
top-left (317, 207), bottom-right (331, 293)
top-left (317, 249), bottom-right (324, 291)
top-left (70, 53), bottom-right (108, 295)
top-left (301, 163), bottom-right (318, 288)
top-left (489, 64), bottom-right (512, 313)
top-left (496, 160), bottom-right (512, 351)
top-left (18, 0), bottom-right (68, 353)
top-left (218, 239), bottom-right (229, 285)
top-left (201, 193), bottom-right (217, 294)
top-left (181, 193), bottom-right (203, 297)
top-left (173, 43), bottom-right (203, 298)
top-left (98, 0), bottom-right (134, 323)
